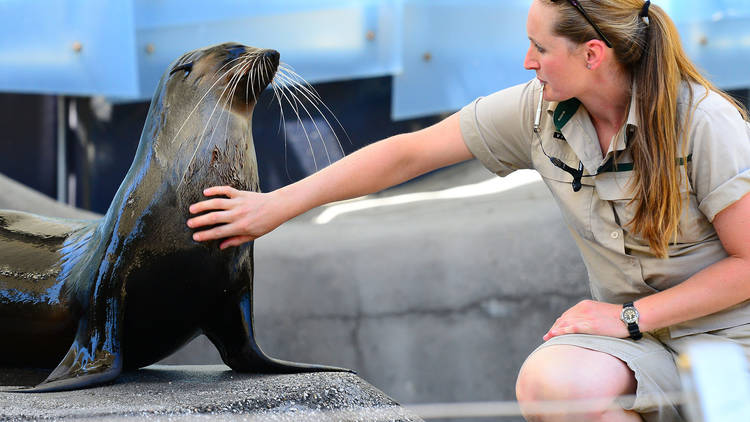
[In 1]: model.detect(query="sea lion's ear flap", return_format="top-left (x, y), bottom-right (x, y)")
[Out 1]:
top-left (170, 62), bottom-right (193, 76)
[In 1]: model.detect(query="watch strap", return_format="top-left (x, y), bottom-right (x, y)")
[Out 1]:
top-left (622, 302), bottom-right (643, 341)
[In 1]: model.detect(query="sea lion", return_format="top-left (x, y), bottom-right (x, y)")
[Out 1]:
top-left (0, 42), bottom-right (348, 392)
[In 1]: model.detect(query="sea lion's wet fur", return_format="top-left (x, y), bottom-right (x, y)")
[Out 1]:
top-left (0, 43), bottom-right (348, 392)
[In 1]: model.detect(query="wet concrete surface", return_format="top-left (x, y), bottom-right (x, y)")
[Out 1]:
top-left (0, 365), bottom-right (422, 421)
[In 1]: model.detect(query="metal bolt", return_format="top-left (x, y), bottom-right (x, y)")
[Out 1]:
top-left (72, 41), bottom-right (83, 53)
top-left (145, 43), bottom-right (155, 55)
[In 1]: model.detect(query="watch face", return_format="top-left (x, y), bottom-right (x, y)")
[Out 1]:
top-left (622, 308), bottom-right (639, 324)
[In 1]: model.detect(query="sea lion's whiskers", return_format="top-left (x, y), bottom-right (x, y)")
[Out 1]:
top-left (170, 59), bottom-right (243, 182)
top-left (177, 51), bottom-right (260, 150)
top-left (274, 72), bottom-right (345, 158)
top-left (194, 59), bottom-right (246, 151)
top-left (245, 61), bottom-right (255, 109)
top-left (270, 81), bottom-right (287, 134)
top-left (262, 55), bottom-right (273, 99)
top-left (245, 57), bottom-right (258, 108)
top-left (274, 72), bottom-right (348, 160)
top-left (220, 56), bottom-right (255, 148)
top-left (206, 58), bottom-right (251, 152)
top-left (219, 65), bottom-right (243, 150)
top-left (168, 56), bottom-right (245, 168)
top-left (276, 66), bottom-right (352, 148)
top-left (252, 56), bottom-right (262, 105)
top-left (277, 65), bottom-right (343, 130)
top-left (277, 65), bottom-right (350, 147)
top-left (278, 64), bottom-right (324, 103)
top-left (169, 56), bottom-right (244, 144)
top-left (275, 81), bottom-right (319, 170)
top-left (208, 52), bottom-right (265, 170)
top-left (177, 59), bottom-right (249, 190)
top-left (271, 66), bottom-right (349, 172)
top-left (277, 66), bottom-right (349, 139)
top-left (270, 80), bottom-right (294, 181)
top-left (274, 76), bottom-right (334, 165)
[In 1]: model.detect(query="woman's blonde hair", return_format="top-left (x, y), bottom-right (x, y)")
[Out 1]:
top-left (543, 0), bottom-right (748, 258)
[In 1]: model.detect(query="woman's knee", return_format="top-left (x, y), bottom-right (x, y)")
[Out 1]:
top-left (516, 344), bottom-right (637, 403)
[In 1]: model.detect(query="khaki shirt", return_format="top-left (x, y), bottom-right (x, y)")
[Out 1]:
top-left (460, 78), bottom-right (750, 337)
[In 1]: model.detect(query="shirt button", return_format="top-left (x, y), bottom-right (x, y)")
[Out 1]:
top-left (610, 231), bottom-right (620, 239)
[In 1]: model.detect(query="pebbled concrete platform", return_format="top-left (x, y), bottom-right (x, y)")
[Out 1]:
top-left (0, 365), bottom-right (423, 422)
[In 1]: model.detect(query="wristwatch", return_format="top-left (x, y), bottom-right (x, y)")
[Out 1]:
top-left (620, 302), bottom-right (643, 340)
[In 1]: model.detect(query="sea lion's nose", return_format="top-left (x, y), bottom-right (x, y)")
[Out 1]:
top-left (263, 50), bottom-right (280, 64)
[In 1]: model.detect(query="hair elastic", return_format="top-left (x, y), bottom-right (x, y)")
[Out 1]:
top-left (639, 0), bottom-right (651, 18)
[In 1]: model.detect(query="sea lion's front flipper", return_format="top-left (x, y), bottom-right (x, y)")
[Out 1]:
top-left (204, 289), bottom-right (353, 374)
top-left (24, 347), bottom-right (122, 393)
top-left (30, 283), bottom-right (124, 392)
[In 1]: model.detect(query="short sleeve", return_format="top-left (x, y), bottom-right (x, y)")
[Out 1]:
top-left (459, 79), bottom-right (538, 177)
top-left (688, 93), bottom-right (750, 221)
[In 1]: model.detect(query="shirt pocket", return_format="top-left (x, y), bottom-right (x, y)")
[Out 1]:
top-left (532, 143), bottom-right (595, 241)
top-left (596, 171), bottom-right (715, 247)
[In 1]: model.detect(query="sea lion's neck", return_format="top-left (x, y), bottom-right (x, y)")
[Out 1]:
top-left (100, 111), bottom-right (258, 240)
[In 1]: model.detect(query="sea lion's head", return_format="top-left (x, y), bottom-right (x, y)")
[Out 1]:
top-left (142, 43), bottom-right (280, 192)
top-left (166, 43), bottom-right (280, 116)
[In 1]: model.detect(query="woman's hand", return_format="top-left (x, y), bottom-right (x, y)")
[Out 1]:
top-left (187, 186), bottom-right (283, 249)
top-left (543, 300), bottom-right (628, 341)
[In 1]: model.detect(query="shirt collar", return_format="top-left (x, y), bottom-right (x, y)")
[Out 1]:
top-left (547, 80), bottom-right (640, 155)
top-left (620, 79), bottom-right (639, 151)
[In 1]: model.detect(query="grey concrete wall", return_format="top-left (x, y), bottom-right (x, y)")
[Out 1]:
top-left (1, 161), bottom-right (590, 417)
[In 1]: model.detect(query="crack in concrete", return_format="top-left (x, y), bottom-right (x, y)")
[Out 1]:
top-left (270, 292), bottom-right (588, 322)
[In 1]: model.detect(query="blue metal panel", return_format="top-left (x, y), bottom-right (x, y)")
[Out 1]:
top-left (660, 1), bottom-right (750, 89)
top-left (392, 0), bottom-right (533, 120)
top-left (134, 0), bottom-right (402, 100)
top-left (0, 0), bottom-right (401, 100)
top-left (661, 0), bottom-right (750, 23)
top-left (0, 0), bottom-right (138, 97)
top-left (0, 0), bottom-right (749, 118)
top-left (392, 0), bottom-right (750, 120)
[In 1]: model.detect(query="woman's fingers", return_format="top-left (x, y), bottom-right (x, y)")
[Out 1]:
top-left (543, 326), bottom-right (570, 341)
top-left (188, 186), bottom-right (243, 214)
top-left (543, 300), bottom-right (625, 341)
top-left (186, 186), bottom-right (275, 248)
top-left (188, 197), bottom-right (233, 215)
top-left (192, 221), bottom-right (244, 242)
top-left (203, 185), bottom-right (239, 198)
top-left (187, 210), bottom-right (234, 229)
top-left (219, 235), bottom-right (255, 250)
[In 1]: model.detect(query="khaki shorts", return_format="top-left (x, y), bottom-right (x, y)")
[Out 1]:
top-left (533, 324), bottom-right (750, 422)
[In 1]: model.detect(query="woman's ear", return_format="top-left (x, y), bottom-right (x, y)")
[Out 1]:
top-left (584, 39), bottom-right (608, 70)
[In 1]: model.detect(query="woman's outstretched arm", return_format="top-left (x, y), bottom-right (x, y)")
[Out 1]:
top-left (187, 112), bottom-right (473, 249)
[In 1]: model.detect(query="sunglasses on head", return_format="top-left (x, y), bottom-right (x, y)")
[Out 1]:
top-left (551, 0), bottom-right (613, 48)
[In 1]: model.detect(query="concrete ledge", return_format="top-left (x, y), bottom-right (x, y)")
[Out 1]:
top-left (0, 365), bottom-right (423, 422)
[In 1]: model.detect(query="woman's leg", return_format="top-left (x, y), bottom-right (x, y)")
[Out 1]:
top-left (516, 344), bottom-right (642, 421)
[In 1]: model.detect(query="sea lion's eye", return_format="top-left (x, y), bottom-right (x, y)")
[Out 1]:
top-left (170, 62), bottom-right (193, 76)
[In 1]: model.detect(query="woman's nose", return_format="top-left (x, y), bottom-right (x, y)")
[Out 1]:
top-left (524, 46), bottom-right (539, 70)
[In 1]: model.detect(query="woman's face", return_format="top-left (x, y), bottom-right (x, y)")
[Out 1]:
top-left (524, 1), bottom-right (587, 102)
